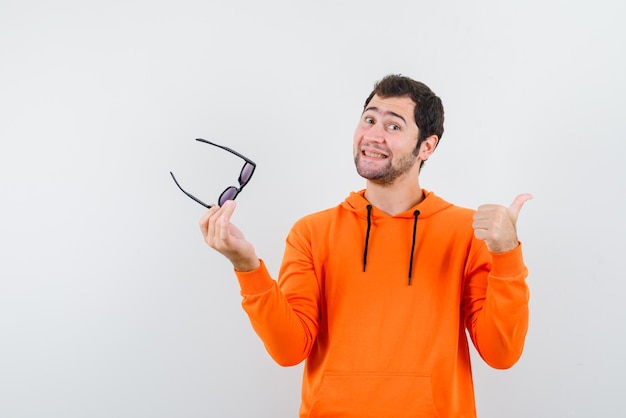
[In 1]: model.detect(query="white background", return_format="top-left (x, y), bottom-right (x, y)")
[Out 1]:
top-left (1, 1), bottom-right (625, 417)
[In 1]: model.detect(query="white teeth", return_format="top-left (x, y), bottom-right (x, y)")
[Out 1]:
top-left (364, 150), bottom-right (386, 159)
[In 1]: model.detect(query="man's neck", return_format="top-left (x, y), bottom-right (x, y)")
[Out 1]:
top-left (364, 180), bottom-right (425, 216)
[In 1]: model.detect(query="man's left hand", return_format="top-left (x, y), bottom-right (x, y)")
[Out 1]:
top-left (472, 194), bottom-right (533, 253)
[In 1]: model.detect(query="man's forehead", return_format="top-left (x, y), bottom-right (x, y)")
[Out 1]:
top-left (368, 94), bottom-right (415, 110)
top-left (365, 95), bottom-right (416, 121)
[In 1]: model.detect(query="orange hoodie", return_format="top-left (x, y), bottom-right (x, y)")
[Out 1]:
top-left (235, 190), bottom-right (529, 418)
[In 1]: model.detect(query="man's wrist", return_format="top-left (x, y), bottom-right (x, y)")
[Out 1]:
top-left (233, 258), bottom-right (261, 272)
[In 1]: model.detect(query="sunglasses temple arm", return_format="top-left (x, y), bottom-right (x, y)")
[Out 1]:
top-left (195, 138), bottom-right (256, 166)
top-left (170, 172), bottom-right (213, 209)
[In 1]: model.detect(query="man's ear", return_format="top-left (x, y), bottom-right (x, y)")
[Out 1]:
top-left (418, 135), bottom-right (439, 161)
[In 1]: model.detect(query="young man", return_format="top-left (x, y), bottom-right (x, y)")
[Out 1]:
top-left (200, 74), bottom-right (531, 417)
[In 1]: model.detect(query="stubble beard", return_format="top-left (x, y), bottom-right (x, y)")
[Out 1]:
top-left (354, 148), bottom-right (419, 186)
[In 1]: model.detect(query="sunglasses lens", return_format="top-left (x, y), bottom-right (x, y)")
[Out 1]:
top-left (219, 186), bottom-right (239, 206)
top-left (239, 163), bottom-right (255, 186)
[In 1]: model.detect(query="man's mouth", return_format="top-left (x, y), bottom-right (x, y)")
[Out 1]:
top-left (363, 150), bottom-right (387, 159)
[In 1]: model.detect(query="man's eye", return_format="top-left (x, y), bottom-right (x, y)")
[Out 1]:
top-left (364, 117), bottom-right (374, 124)
top-left (388, 124), bottom-right (400, 131)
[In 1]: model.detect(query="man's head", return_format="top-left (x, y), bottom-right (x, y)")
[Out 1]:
top-left (363, 74), bottom-right (444, 168)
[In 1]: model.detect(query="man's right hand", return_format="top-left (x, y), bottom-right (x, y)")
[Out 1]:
top-left (199, 200), bottom-right (261, 272)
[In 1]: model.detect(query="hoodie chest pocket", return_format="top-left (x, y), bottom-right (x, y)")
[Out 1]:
top-left (309, 372), bottom-right (440, 418)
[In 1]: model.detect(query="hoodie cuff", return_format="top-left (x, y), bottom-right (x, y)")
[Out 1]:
top-left (235, 259), bottom-right (275, 295)
top-left (490, 243), bottom-right (527, 279)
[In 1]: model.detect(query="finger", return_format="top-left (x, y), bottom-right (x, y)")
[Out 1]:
top-left (472, 218), bottom-right (491, 231)
top-left (508, 193), bottom-right (533, 218)
top-left (199, 205), bottom-right (220, 238)
top-left (217, 200), bottom-right (237, 241)
top-left (473, 228), bottom-right (488, 242)
top-left (474, 204), bottom-right (499, 220)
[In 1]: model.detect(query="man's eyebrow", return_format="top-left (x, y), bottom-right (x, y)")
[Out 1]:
top-left (363, 106), bottom-right (407, 124)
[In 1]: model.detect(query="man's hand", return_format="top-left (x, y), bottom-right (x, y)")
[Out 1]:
top-left (199, 200), bottom-right (260, 272)
top-left (472, 194), bottom-right (533, 253)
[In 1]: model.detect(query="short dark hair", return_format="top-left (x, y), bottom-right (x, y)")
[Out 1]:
top-left (364, 74), bottom-right (445, 157)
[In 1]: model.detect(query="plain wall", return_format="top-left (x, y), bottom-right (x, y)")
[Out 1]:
top-left (1, 0), bottom-right (625, 417)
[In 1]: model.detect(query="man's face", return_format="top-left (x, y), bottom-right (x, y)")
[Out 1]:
top-left (353, 94), bottom-right (421, 185)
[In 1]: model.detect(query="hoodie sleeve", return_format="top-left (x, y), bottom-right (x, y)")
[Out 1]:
top-left (235, 220), bottom-right (321, 367)
top-left (462, 241), bottom-right (530, 369)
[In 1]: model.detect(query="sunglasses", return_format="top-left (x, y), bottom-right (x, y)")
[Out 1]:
top-left (170, 138), bottom-right (256, 208)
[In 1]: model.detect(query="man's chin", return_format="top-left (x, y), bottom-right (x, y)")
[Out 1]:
top-left (356, 169), bottom-right (395, 186)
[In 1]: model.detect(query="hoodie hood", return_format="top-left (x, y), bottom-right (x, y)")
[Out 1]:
top-left (340, 189), bottom-right (453, 285)
top-left (340, 189), bottom-right (453, 219)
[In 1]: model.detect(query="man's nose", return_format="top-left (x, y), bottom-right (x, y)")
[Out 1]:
top-left (364, 123), bottom-right (385, 141)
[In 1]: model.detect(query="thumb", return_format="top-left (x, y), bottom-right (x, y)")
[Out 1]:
top-left (508, 193), bottom-right (533, 220)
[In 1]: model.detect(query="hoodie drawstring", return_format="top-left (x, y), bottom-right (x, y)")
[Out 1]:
top-left (363, 204), bottom-right (373, 272)
top-left (408, 210), bottom-right (420, 285)
top-left (362, 205), bottom-right (420, 285)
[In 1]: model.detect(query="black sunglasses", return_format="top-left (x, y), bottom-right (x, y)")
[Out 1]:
top-left (170, 138), bottom-right (256, 208)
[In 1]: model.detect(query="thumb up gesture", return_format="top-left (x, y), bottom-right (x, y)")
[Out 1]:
top-left (473, 194), bottom-right (533, 253)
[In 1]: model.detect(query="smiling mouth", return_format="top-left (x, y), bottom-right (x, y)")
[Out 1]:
top-left (363, 150), bottom-right (387, 159)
